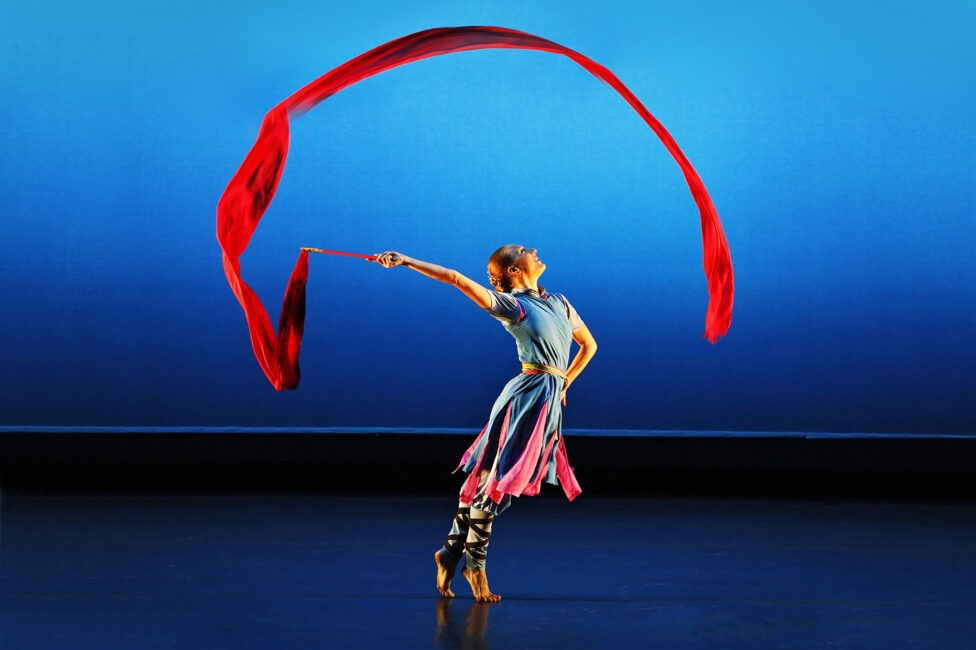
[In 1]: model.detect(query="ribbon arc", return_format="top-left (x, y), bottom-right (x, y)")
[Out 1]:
top-left (217, 26), bottom-right (734, 390)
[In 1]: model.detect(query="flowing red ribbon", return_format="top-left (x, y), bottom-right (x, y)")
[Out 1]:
top-left (217, 26), bottom-right (734, 390)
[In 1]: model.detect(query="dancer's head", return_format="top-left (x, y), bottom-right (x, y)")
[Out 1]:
top-left (487, 245), bottom-right (546, 292)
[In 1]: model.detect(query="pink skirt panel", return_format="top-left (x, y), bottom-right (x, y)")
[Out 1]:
top-left (496, 400), bottom-right (549, 495)
top-left (521, 428), bottom-right (560, 496)
top-left (458, 404), bottom-right (511, 504)
top-left (482, 405), bottom-right (515, 504)
top-left (453, 422), bottom-right (489, 475)
top-left (554, 434), bottom-right (582, 501)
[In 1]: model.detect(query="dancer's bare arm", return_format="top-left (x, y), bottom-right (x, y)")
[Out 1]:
top-left (562, 325), bottom-right (597, 406)
top-left (373, 251), bottom-right (492, 309)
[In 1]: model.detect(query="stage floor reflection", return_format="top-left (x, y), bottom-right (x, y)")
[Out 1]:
top-left (2, 492), bottom-right (974, 648)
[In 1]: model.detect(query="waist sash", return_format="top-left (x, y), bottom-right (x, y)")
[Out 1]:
top-left (521, 362), bottom-right (569, 381)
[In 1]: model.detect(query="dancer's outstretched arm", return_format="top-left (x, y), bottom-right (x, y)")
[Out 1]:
top-left (373, 251), bottom-right (492, 309)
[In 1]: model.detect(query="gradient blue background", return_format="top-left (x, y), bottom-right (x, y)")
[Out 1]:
top-left (1, 1), bottom-right (973, 434)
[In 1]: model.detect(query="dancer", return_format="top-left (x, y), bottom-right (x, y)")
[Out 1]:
top-left (373, 245), bottom-right (597, 602)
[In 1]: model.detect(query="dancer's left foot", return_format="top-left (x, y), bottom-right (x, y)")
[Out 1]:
top-left (462, 567), bottom-right (501, 602)
top-left (435, 550), bottom-right (459, 598)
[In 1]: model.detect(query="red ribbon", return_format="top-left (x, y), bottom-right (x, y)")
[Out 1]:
top-left (217, 26), bottom-right (734, 390)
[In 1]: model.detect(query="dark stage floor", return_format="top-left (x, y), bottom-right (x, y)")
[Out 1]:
top-left (2, 492), bottom-right (974, 648)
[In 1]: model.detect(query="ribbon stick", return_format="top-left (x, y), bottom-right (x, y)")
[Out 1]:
top-left (301, 247), bottom-right (378, 261)
top-left (218, 26), bottom-right (734, 391)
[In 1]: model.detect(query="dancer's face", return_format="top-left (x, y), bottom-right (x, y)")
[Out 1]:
top-left (509, 245), bottom-right (545, 281)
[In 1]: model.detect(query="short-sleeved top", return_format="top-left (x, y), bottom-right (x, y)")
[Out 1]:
top-left (482, 287), bottom-right (585, 371)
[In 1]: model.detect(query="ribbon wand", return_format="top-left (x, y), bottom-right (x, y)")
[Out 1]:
top-left (301, 247), bottom-right (378, 261)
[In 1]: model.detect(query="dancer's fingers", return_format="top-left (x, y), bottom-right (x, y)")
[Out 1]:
top-left (375, 251), bottom-right (400, 268)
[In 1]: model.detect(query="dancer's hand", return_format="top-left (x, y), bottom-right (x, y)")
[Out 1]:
top-left (374, 251), bottom-right (406, 268)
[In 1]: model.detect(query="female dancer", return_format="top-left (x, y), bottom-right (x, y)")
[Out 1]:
top-left (373, 245), bottom-right (597, 602)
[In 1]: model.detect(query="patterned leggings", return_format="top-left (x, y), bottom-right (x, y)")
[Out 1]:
top-left (439, 470), bottom-right (511, 570)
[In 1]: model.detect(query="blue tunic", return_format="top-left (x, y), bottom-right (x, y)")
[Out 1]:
top-left (455, 287), bottom-right (585, 515)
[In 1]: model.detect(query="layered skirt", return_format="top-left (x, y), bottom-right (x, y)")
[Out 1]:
top-left (454, 371), bottom-right (582, 515)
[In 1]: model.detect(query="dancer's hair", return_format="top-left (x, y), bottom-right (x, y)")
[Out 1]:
top-left (486, 245), bottom-right (521, 292)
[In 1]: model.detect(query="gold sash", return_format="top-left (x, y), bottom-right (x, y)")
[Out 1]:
top-left (521, 362), bottom-right (569, 381)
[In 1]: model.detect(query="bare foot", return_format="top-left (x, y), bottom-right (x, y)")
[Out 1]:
top-left (435, 550), bottom-right (459, 598)
top-left (462, 567), bottom-right (502, 602)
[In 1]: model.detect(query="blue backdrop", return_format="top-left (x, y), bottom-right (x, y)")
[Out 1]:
top-left (2, 1), bottom-right (973, 434)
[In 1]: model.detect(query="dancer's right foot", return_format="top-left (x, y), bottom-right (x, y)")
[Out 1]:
top-left (462, 567), bottom-right (501, 602)
top-left (435, 550), bottom-right (459, 598)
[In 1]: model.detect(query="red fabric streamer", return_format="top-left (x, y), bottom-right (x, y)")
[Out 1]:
top-left (217, 26), bottom-right (734, 390)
